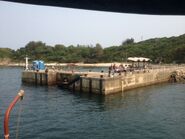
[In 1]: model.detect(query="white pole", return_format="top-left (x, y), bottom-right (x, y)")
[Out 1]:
top-left (25, 56), bottom-right (29, 70)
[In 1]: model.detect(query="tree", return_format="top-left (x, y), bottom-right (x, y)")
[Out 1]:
top-left (122, 38), bottom-right (134, 45)
top-left (94, 43), bottom-right (103, 61)
top-left (172, 47), bottom-right (185, 63)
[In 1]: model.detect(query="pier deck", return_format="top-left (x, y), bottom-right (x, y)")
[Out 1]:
top-left (22, 67), bottom-right (185, 95)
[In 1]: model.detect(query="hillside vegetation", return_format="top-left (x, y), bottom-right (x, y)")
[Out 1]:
top-left (0, 34), bottom-right (185, 64)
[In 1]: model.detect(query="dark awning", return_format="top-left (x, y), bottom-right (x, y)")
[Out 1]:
top-left (2, 0), bottom-right (185, 15)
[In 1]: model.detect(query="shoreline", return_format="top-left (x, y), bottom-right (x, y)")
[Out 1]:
top-left (1, 62), bottom-right (185, 68)
top-left (0, 62), bottom-right (126, 67)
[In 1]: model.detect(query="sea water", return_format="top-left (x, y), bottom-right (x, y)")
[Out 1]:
top-left (0, 67), bottom-right (185, 139)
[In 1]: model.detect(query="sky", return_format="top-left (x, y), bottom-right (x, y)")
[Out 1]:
top-left (0, 1), bottom-right (185, 50)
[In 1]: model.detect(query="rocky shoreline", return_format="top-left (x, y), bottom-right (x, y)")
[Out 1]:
top-left (170, 70), bottom-right (185, 83)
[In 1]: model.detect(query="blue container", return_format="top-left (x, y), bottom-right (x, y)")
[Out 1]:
top-left (38, 60), bottom-right (45, 70)
top-left (32, 60), bottom-right (39, 70)
top-left (32, 60), bottom-right (45, 70)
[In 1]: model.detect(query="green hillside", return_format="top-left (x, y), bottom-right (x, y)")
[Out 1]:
top-left (104, 34), bottom-right (185, 63)
top-left (0, 48), bottom-right (13, 59)
top-left (0, 34), bottom-right (185, 64)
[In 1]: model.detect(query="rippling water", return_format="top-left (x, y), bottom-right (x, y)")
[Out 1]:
top-left (0, 67), bottom-right (185, 139)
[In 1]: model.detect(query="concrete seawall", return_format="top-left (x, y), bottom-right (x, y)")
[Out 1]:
top-left (22, 67), bottom-right (185, 95)
top-left (78, 68), bottom-right (175, 95)
top-left (104, 69), bottom-right (173, 95)
top-left (22, 70), bottom-right (57, 85)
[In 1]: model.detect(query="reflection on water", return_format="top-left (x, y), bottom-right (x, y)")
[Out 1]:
top-left (0, 67), bottom-right (185, 139)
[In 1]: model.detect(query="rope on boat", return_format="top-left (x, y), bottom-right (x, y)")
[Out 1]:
top-left (15, 100), bottom-right (23, 139)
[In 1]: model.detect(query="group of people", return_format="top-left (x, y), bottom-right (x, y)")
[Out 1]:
top-left (108, 63), bottom-right (150, 77)
top-left (108, 64), bottom-right (131, 76)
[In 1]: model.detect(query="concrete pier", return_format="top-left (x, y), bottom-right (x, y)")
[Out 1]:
top-left (22, 67), bottom-right (185, 95)
top-left (22, 70), bottom-right (57, 85)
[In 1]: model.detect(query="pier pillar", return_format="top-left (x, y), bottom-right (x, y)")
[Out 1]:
top-left (99, 78), bottom-right (103, 94)
top-left (89, 78), bottom-right (92, 93)
top-left (80, 78), bottom-right (82, 92)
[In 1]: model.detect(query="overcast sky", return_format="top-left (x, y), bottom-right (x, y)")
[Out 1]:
top-left (1, 1), bottom-right (185, 50)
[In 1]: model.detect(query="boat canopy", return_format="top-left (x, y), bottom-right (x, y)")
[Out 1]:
top-left (127, 57), bottom-right (150, 62)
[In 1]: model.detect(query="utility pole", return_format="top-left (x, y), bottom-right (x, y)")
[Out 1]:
top-left (141, 36), bottom-right (143, 41)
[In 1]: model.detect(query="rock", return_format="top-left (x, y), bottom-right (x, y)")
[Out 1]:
top-left (171, 70), bottom-right (185, 83)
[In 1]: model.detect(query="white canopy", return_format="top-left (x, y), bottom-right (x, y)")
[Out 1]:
top-left (127, 57), bottom-right (150, 62)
